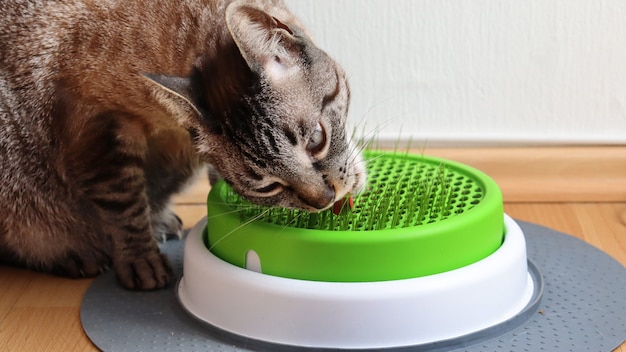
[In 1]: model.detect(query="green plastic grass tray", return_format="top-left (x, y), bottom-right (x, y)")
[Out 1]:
top-left (205, 151), bottom-right (504, 282)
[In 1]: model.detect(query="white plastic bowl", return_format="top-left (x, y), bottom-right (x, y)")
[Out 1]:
top-left (178, 215), bottom-right (535, 350)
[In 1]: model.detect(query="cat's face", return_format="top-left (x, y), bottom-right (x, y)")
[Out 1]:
top-left (209, 58), bottom-right (365, 211)
top-left (147, 1), bottom-right (366, 211)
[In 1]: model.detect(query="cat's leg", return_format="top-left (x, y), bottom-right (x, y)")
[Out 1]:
top-left (42, 215), bottom-right (114, 278)
top-left (72, 117), bottom-right (174, 290)
top-left (92, 175), bottom-right (172, 290)
top-left (0, 93), bottom-right (114, 278)
top-left (143, 129), bottom-right (203, 242)
top-left (0, 181), bottom-right (114, 278)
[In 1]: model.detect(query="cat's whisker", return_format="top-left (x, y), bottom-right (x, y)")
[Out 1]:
top-left (206, 205), bottom-right (259, 219)
top-left (360, 153), bottom-right (388, 165)
top-left (356, 92), bottom-right (399, 126)
top-left (349, 131), bottom-right (383, 165)
top-left (279, 211), bottom-right (307, 233)
top-left (207, 207), bottom-right (272, 252)
top-left (353, 122), bottom-right (391, 153)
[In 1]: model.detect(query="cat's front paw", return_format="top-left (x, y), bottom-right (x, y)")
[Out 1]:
top-left (151, 208), bottom-right (183, 242)
top-left (114, 252), bottom-right (173, 290)
top-left (50, 249), bottom-right (112, 278)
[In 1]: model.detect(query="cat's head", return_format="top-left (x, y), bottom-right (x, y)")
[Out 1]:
top-left (146, 0), bottom-right (366, 211)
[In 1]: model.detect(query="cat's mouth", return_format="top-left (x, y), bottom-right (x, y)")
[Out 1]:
top-left (313, 165), bottom-right (366, 213)
top-left (296, 187), bottom-right (335, 211)
top-left (332, 195), bottom-right (354, 215)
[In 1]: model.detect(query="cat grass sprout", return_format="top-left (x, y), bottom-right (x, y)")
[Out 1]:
top-left (221, 150), bottom-right (482, 232)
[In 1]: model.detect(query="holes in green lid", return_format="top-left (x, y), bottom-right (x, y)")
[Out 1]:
top-left (219, 153), bottom-right (485, 231)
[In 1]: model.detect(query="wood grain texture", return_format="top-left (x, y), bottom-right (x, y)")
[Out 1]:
top-left (1, 147), bottom-right (625, 352)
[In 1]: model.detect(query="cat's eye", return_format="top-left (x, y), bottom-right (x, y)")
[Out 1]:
top-left (306, 123), bottom-right (327, 155)
top-left (254, 182), bottom-right (283, 196)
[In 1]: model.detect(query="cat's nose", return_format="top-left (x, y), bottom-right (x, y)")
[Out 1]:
top-left (298, 185), bottom-right (335, 210)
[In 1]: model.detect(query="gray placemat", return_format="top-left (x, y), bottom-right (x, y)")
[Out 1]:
top-left (81, 220), bottom-right (626, 352)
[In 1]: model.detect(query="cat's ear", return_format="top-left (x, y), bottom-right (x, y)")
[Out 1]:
top-left (142, 74), bottom-right (201, 127)
top-left (225, 2), bottom-right (299, 81)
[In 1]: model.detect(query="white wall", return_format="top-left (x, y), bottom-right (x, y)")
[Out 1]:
top-left (284, 0), bottom-right (626, 145)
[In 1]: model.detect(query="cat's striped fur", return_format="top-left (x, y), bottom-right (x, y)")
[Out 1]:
top-left (0, 0), bottom-right (365, 289)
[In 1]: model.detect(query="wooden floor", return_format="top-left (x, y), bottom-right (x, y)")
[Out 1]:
top-left (1, 146), bottom-right (625, 352)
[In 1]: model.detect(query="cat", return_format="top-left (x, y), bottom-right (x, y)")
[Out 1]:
top-left (0, 0), bottom-right (366, 290)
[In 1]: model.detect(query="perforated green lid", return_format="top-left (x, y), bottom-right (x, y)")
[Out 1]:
top-left (206, 151), bottom-right (504, 282)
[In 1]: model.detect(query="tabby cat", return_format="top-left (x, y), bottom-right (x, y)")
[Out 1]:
top-left (0, 0), bottom-right (366, 290)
